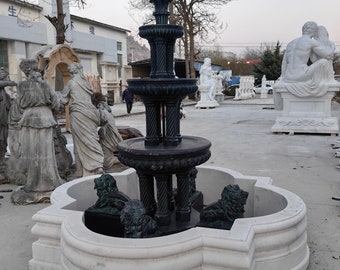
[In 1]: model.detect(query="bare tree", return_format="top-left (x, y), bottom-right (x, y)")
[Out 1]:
top-left (45, 0), bottom-right (87, 44)
top-left (175, 0), bottom-right (231, 78)
top-left (129, 0), bottom-right (232, 78)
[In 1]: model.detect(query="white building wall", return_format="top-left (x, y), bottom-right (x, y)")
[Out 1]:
top-left (75, 52), bottom-right (98, 74)
top-left (71, 17), bottom-right (128, 66)
top-left (0, 1), bottom-right (40, 20)
top-left (0, 0), bottom-right (130, 96)
top-left (0, 16), bottom-right (47, 44)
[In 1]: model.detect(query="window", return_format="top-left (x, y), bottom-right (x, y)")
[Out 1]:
top-left (117, 53), bottom-right (123, 77)
top-left (89, 25), bottom-right (95, 35)
top-left (0, 40), bottom-right (9, 70)
top-left (117, 42), bottom-right (122, 51)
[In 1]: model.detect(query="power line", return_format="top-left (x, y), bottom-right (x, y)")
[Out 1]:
top-left (201, 42), bottom-right (340, 47)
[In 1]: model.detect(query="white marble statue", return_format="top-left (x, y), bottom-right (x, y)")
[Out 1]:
top-left (272, 21), bottom-right (340, 135)
top-left (214, 72), bottom-right (223, 95)
top-left (196, 58), bottom-right (219, 108)
top-left (213, 72), bottom-right (225, 103)
top-left (260, 75), bottom-right (267, 99)
top-left (199, 58), bottom-right (216, 101)
top-left (275, 21), bottom-right (337, 100)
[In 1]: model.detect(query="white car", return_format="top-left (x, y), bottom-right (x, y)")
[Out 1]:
top-left (253, 84), bottom-right (273, 94)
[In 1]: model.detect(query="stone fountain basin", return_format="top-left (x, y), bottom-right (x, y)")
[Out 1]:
top-left (30, 165), bottom-right (309, 270)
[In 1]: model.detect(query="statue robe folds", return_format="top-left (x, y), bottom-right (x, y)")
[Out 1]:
top-left (59, 76), bottom-right (104, 176)
top-left (98, 109), bottom-right (123, 170)
top-left (276, 58), bottom-right (337, 98)
top-left (17, 80), bottom-right (64, 192)
top-left (0, 84), bottom-right (11, 167)
top-left (275, 33), bottom-right (338, 99)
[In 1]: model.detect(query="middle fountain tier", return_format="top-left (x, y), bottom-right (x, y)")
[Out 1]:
top-left (118, 0), bottom-right (211, 232)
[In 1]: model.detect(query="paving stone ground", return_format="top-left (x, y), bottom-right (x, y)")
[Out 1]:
top-left (1, 95), bottom-right (340, 270)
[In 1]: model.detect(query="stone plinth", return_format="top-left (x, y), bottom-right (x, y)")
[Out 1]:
top-left (260, 88), bottom-right (268, 99)
top-left (195, 84), bottom-right (219, 108)
top-left (29, 166), bottom-right (309, 270)
top-left (272, 86), bottom-right (340, 135)
top-left (215, 93), bottom-right (224, 103)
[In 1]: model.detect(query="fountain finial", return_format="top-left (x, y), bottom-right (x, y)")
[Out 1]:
top-left (150, 0), bottom-right (172, 24)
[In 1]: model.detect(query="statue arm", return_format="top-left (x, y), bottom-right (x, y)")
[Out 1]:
top-left (280, 53), bottom-right (288, 78)
top-left (58, 82), bottom-right (72, 105)
top-left (47, 83), bottom-right (60, 110)
top-left (0, 80), bottom-right (16, 88)
top-left (312, 42), bottom-right (335, 60)
top-left (309, 52), bottom-right (318, 63)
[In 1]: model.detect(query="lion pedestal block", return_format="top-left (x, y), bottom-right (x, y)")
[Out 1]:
top-left (272, 86), bottom-right (340, 135)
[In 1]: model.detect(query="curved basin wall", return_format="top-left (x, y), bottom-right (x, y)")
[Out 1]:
top-left (30, 165), bottom-right (308, 270)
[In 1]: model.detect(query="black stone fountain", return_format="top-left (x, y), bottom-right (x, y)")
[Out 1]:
top-left (117, 0), bottom-right (211, 233)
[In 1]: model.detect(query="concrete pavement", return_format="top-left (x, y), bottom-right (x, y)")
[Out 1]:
top-left (1, 95), bottom-right (340, 270)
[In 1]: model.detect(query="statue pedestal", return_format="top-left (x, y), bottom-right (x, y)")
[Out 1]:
top-left (215, 93), bottom-right (224, 103)
top-left (195, 85), bottom-right (219, 108)
top-left (272, 86), bottom-right (340, 135)
top-left (260, 88), bottom-right (268, 99)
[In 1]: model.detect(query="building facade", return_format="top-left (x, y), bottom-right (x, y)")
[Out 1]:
top-left (0, 0), bottom-right (131, 101)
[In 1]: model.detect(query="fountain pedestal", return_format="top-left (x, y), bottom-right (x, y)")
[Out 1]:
top-left (118, 136), bottom-right (210, 228)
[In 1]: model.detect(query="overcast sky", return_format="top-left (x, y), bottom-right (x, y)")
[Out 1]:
top-left (66, 0), bottom-right (340, 56)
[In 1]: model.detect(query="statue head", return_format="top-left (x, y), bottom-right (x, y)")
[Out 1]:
top-left (203, 58), bottom-right (211, 67)
top-left (68, 62), bottom-right (83, 75)
top-left (317, 25), bottom-right (330, 46)
top-left (19, 59), bottom-right (38, 78)
top-left (94, 174), bottom-right (119, 198)
top-left (120, 199), bottom-right (147, 238)
top-left (0, 67), bottom-right (9, 80)
top-left (121, 199), bottom-right (146, 223)
top-left (220, 184), bottom-right (248, 213)
top-left (302, 21), bottom-right (318, 38)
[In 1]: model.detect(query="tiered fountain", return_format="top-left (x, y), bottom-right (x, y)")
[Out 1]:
top-left (117, 0), bottom-right (210, 231)
top-left (29, 1), bottom-right (309, 269)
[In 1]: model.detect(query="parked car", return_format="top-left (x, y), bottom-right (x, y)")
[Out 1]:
top-left (253, 84), bottom-right (273, 94)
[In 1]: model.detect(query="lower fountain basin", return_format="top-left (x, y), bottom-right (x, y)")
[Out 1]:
top-left (29, 165), bottom-right (309, 270)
